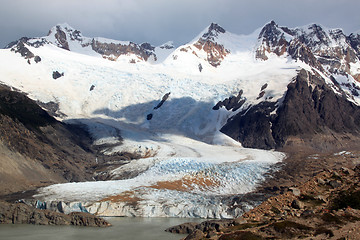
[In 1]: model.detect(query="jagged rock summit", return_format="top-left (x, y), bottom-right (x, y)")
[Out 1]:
top-left (256, 21), bottom-right (360, 82)
top-left (192, 23), bottom-right (230, 67)
top-left (6, 23), bottom-right (170, 63)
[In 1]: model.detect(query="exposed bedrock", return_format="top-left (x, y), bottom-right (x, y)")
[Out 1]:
top-left (221, 69), bottom-right (360, 150)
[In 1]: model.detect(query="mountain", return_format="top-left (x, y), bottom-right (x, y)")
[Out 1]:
top-left (2, 21), bottom-right (360, 149)
top-left (6, 23), bottom-right (175, 64)
top-left (256, 21), bottom-right (360, 80)
top-left (172, 23), bottom-right (230, 67)
top-left (1, 21), bottom-right (360, 219)
top-left (220, 21), bottom-right (360, 149)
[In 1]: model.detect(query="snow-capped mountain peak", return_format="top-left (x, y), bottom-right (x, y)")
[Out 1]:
top-left (256, 21), bottom-right (360, 82)
top-left (158, 41), bottom-right (175, 50)
top-left (169, 22), bottom-right (232, 68)
top-left (46, 23), bottom-right (87, 51)
top-left (200, 23), bottom-right (226, 42)
top-left (6, 23), bottom-right (163, 63)
top-left (47, 23), bottom-right (82, 39)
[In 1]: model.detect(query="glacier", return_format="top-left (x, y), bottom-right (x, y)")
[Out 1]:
top-left (0, 23), bottom-right (332, 218)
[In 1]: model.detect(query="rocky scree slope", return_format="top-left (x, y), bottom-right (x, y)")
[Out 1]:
top-left (169, 164), bottom-right (360, 239)
top-left (0, 84), bottom-right (101, 195)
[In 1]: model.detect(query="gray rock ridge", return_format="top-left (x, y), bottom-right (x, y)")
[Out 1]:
top-left (5, 24), bottom-right (157, 63)
top-left (221, 69), bottom-right (360, 150)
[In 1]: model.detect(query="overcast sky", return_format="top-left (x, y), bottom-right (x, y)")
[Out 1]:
top-left (0, 0), bottom-right (359, 48)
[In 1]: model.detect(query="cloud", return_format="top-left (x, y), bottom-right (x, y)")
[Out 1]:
top-left (0, 0), bottom-right (359, 48)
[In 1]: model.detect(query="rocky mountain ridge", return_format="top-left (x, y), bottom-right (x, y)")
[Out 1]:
top-left (6, 23), bottom-right (173, 63)
top-left (256, 21), bottom-right (360, 82)
top-left (220, 69), bottom-right (360, 149)
top-left (5, 21), bottom-right (360, 72)
top-left (2, 20), bottom-right (360, 154)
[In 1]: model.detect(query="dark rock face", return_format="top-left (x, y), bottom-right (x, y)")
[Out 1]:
top-left (54, 26), bottom-right (70, 50)
top-left (287, 40), bottom-right (324, 70)
top-left (0, 85), bottom-right (100, 193)
top-left (34, 56), bottom-right (41, 63)
top-left (213, 90), bottom-right (245, 111)
top-left (52, 71), bottom-right (64, 79)
top-left (0, 201), bottom-right (110, 227)
top-left (6, 38), bottom-right (46, 63)
top-left (6, 37), bottom-right (49, 50)
top-left (256, 21), bottom-right (289, 60)
top-left (154, 92), bottom-right (171, 110)
top-left (165, 220), bottom-right (236, 235)
top-left (36, 101), bottom-right (65, 118)
top-left (146, 113), bottom-right (153, 120)
top-left (147, 92), bottom-right (171, 121)
top-left (166, 222), bottom-right (199, 234)
top-left (221, 69), bottom-right (360, 149)
top-left (201, 23), bottom-right (226, 41)
top-left (348, 33), bottom-right (360, 58)
top-left (6, 37), bottom-right (30, 49)
top-left (272, 70), bottom-right (360, 146)
top-left (91, 40), bottom-right (156, 61)
top-left (11, 42), bottom-right (34, 59)
top-left (46, 25), bottom-right (83, 51)
top-left (140, 42), bottom-right (155, 51)
top-left (0, 85), bottom-right (56, 129)
top-left (221, 101), bottom-right (277, 149)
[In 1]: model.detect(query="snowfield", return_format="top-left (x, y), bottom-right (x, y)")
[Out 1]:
top-left (0, 26), bottom-right (300, 217)
top-left (4, 22), bottom-right (358, 218)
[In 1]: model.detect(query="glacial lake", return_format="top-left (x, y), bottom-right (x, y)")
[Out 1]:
top-left (0, 217), bottom-right (203, 240)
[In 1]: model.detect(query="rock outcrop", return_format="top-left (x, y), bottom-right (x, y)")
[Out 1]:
top-left (0, 201), bottom-right (110, 227)
top-left (221, 69), bottom-right (360, 150)
top-left (176, 164), bottom-right (360, 239)
top-left (0, 85), bottom-right (97, 194)
top-left (193, 23), bottom-right (230, 67)
top-left (212, 90), bottom-right (245, 111)
top-left (256, 21), bottom-right (360, 81)
top-left (91, 39), bottom-right (156, 62)
top-left (7, 24), bottom-right (158, 63)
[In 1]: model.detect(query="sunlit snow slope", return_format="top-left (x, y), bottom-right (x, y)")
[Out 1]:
top-left (0, 23), bottom-right (328, 218)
